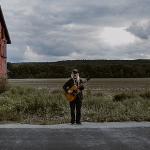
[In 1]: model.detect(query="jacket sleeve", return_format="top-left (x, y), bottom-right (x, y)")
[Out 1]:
top-left (63, 79), bottom-right (70, 93)
top-left (79, 79), bottom-right (84, 91)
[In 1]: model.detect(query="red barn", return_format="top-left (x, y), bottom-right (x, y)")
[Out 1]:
top-left (0, 6), bottom-right (11, 77)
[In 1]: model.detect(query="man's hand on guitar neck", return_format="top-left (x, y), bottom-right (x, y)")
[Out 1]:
top-left (80, 83), bottom-right (84, 87)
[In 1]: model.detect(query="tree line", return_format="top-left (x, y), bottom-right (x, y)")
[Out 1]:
top-left (13, 59), bottom-right (150, 67)
top-left (7, 61), bottom-right (150, 78)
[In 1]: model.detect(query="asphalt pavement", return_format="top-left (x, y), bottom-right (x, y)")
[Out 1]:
top-left (0, 122), bottom-right (150, 150)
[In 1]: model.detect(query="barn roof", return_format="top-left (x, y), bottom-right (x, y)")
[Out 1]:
top-left (0, 6), bottom-right (11, 44)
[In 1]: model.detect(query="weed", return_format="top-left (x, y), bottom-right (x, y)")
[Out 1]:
top-left (0, 77), bottom-right (8, 94)
top-left (139, 91), bottom-right (150, 99)
top-left (113, 92), bottom-right (139, 102)
top-left (1, 82), bottom-right (150, 124)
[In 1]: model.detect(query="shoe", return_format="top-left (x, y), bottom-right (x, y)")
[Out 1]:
top-left (71, 122), bottom-right (74, 125)
top-left (76, 122), bottom-right (82, 125)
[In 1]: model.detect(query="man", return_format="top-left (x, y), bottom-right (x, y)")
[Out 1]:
top-left (63, 69), bottom-right (84, 125)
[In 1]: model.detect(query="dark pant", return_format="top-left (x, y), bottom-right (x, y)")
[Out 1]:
top-left (69, 97), bottom-right (82, 123)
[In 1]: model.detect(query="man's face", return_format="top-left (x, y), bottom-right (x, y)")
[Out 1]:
top-left (72, 72), bottom-right (78, 79)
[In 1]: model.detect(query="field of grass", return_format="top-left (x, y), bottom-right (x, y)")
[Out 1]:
top-left (9, 78), bottom-right (150, 95)
top-left (0, 78), bottom-right (149, 124)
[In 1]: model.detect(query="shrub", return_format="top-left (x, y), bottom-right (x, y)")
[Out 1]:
top-left (1, 84), bottom-right (150, 124)
top-left (0, 85), bottom-right (70, 123)
top-left (93, 91), bottom-right (104, 97)
top-left (113, 92), bottom-right (138, 102)
top-left (139, 91), bottom-right (150, 99)
top-left (0, 76), bottom-right (8, 94)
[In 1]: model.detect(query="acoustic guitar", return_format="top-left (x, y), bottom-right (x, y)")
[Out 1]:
top-left (65, 76), bottom-right (91, 101)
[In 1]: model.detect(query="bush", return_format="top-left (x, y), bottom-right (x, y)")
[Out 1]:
top-left (93, 92), bottom-right (104, 97)
top-left (0, 85), bottom-right (69, 124)
top-left (113, 91), bottom-right (150, 102)
top-left (139, 91), bottom-right (150, 99)
top-left (1, 84), bottom-right (150, 124)
top-left (0, 77), bottom-right (8, 94)
top-left (113, 92), bottom-right (138, 102)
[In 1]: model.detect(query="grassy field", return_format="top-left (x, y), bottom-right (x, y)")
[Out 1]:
top-left (8, 78), bottom-right (150, 95)
top-left (0, 78), bottom-right (150, 125)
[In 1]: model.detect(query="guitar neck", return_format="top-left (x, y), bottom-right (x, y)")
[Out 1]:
top-left (76, 79), bottom-right (89, 90)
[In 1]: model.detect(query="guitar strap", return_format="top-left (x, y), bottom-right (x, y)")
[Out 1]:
top-left (73, 79), bottom-right (81, 99)
top-left (73, 79), bottom-right (76, 86)
top-left (78, 79), bottom-right (80, 87)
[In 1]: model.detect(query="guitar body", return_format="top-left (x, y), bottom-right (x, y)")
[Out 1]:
top-left (64, 76), bottom-right (91, 101)
top-left (65, 85), bottom-right (80, 101)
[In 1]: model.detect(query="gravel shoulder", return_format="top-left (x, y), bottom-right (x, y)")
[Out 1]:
top-left (0, 121), bottom-right (150, 128)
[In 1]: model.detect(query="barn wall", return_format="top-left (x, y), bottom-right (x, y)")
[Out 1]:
top-left (0, 21), bottom-right (7, 77)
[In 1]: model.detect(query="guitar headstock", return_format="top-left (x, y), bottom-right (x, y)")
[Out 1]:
top-left (87, 76), bottom-right (91, 81)
top-left (84, 76), bottom-right (91, 83)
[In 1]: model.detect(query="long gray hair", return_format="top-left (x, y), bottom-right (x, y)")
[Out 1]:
top-left (71, 72), bottom-right (80, 82)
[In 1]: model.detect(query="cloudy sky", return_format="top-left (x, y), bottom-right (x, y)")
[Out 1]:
top-left (1, 0), bottom-right (150, 62)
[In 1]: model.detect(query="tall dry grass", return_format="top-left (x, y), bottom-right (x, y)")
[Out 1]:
top-left (0, 83), bottom-right (150, 124)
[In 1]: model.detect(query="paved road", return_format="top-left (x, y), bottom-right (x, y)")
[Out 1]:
top-left (0, 122), bottom-right (150, 150)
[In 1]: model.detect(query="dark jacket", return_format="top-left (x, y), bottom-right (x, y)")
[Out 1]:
top-left (63, 78), bottom-right (84, 100)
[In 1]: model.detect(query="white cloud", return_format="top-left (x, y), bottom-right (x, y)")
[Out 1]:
top-left (1, 0), bottom-right (150, 62)
top-left (24, 46), bottom-right (47, 62)
top-left (100, 27), bottom-right (135, 46)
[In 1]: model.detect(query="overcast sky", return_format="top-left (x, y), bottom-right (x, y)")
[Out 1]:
top-left (1, 0), bottom-right (150, 62)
